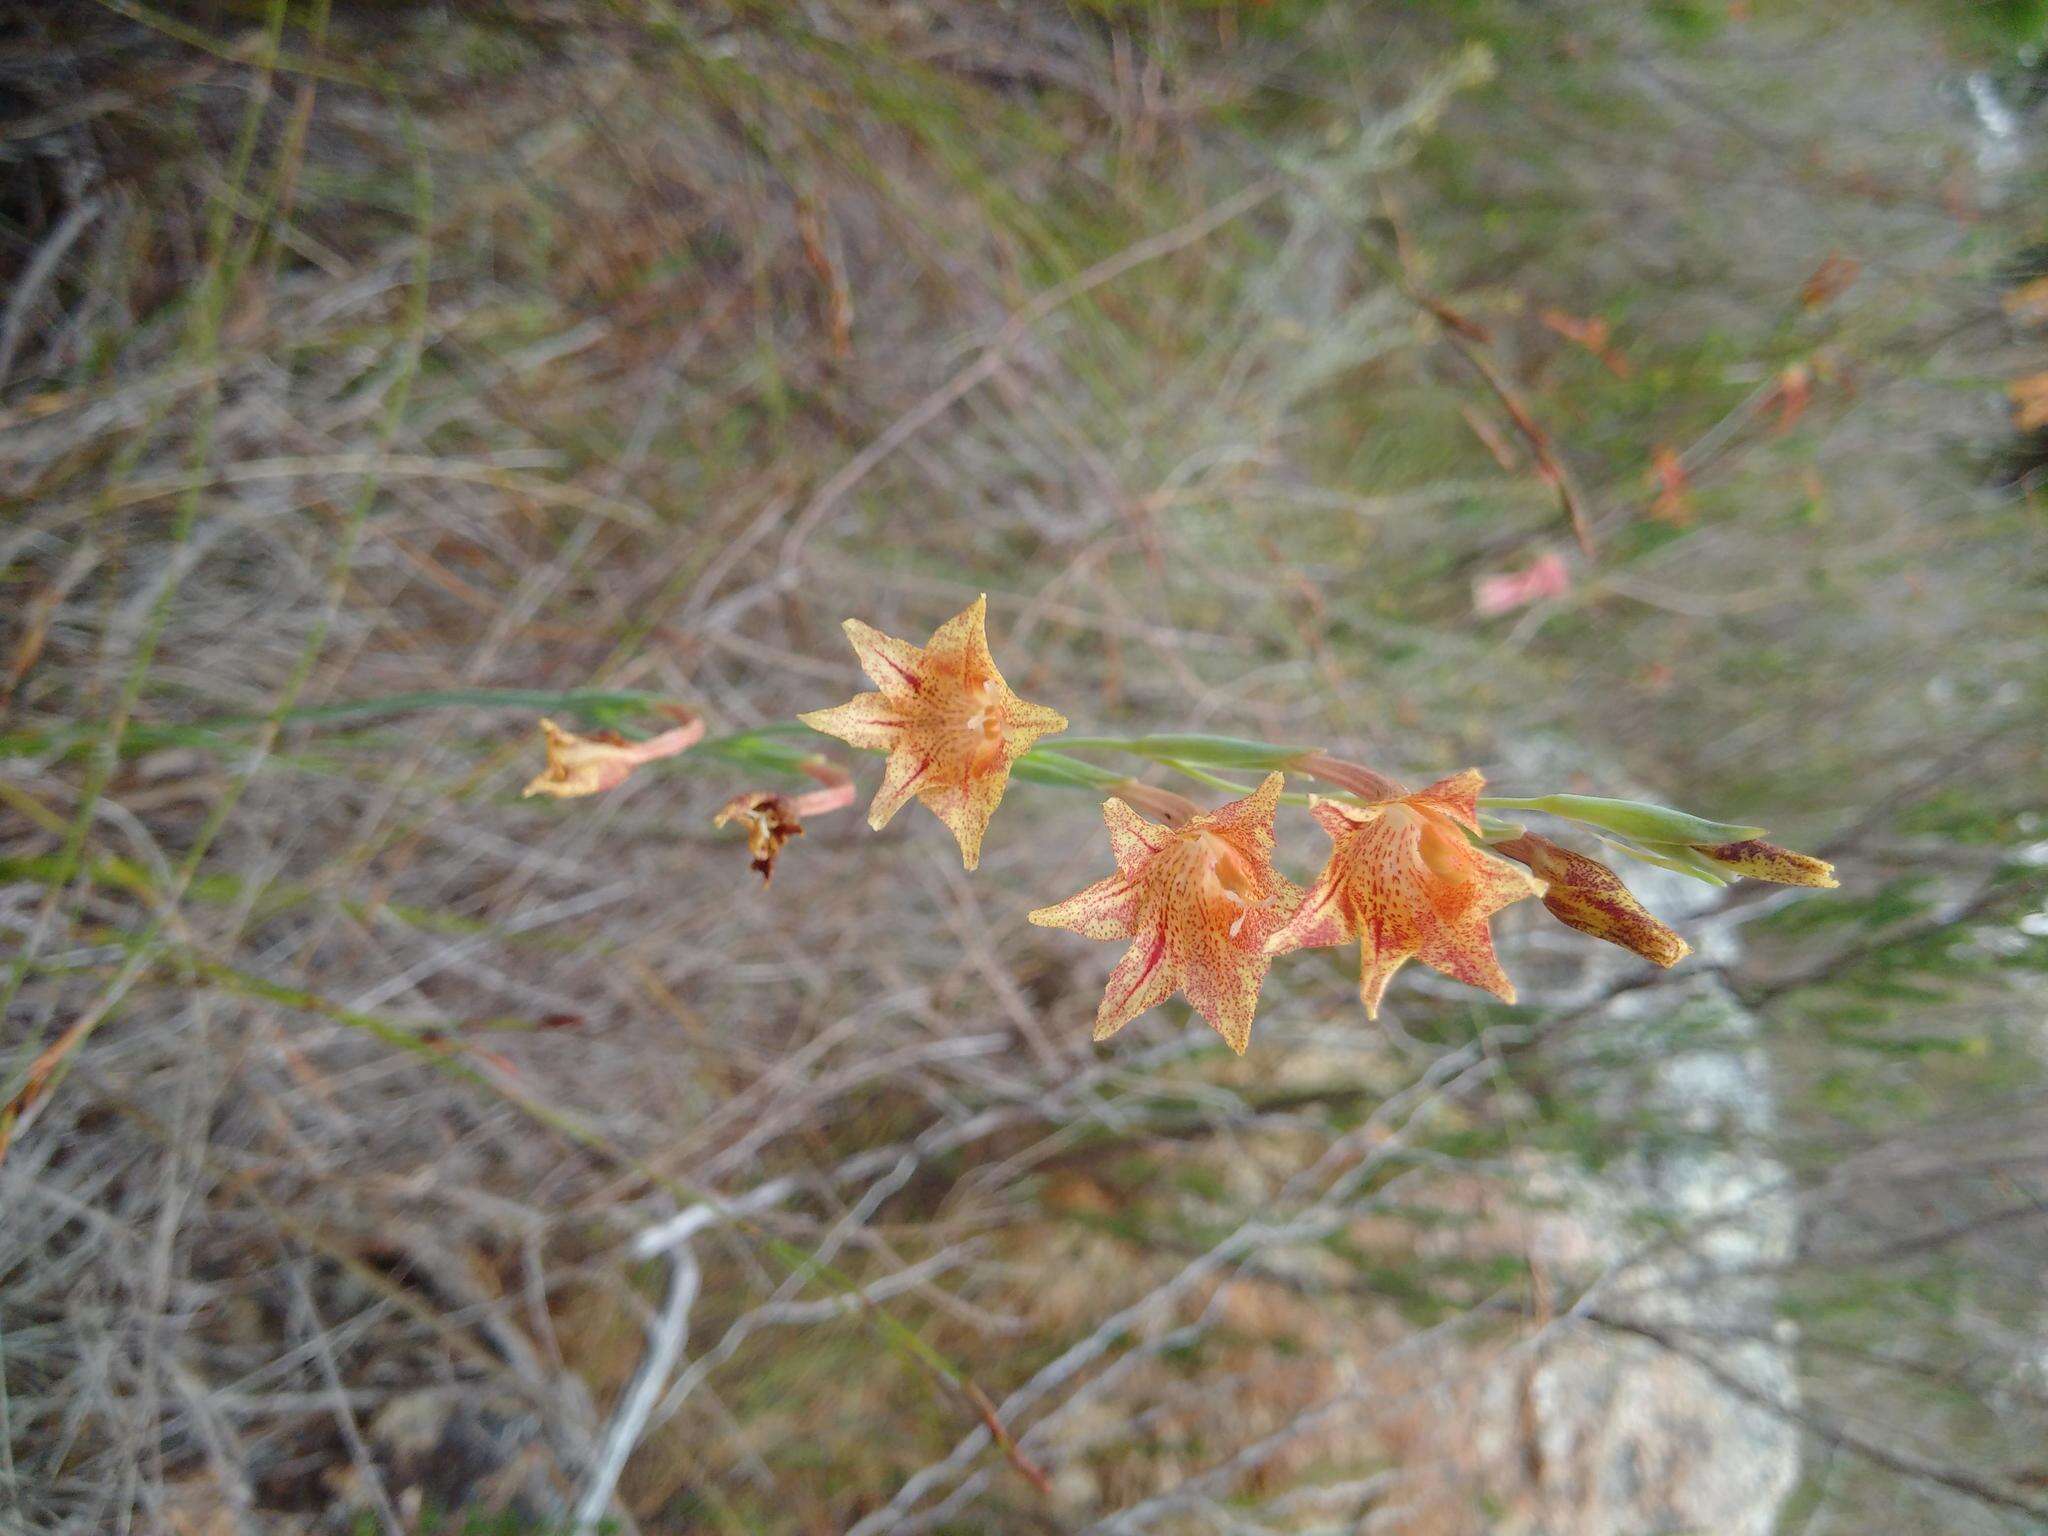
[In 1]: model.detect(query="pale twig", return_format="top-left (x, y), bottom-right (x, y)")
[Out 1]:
top-left (571, 1244), bottom-right (700, 1536)
top-left (284, 1263), bottom-right (402, 1536)
top-left (0, 195), bottom-right (104, 388)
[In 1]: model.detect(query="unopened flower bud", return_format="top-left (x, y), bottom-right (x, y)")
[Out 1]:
top-left (1686, 838), bottom-right (1837, 889)
top-left (1493, 832), bottom-right (1692, 968)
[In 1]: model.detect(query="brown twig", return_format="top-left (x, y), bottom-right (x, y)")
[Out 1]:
top-left (960, 1378), bottom-right (1056, 1499)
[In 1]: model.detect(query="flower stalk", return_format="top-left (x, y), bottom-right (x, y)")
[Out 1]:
top-left (8, 636), bottom-right (1838, 1046)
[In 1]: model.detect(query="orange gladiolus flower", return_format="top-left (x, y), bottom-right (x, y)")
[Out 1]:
top-left (1028, 772), bottom-right (1300, 1055)
top-left (799, 595), bottom-right (1067, 870)
top-left (1265, 769), bottom-right (1544, 1018)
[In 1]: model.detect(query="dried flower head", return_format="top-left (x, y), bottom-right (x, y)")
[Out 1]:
top-left (711, 758), bottom-right (855, 884)
top-left (522, 714), bottom-right (703, 799)
top-left (714, 792), bottom-right (807, 884)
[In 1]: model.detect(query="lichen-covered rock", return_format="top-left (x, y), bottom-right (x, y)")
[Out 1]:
top-left (1493, 987), bottom-right (1801, 1535)
top-left (1419, 743), bottom-right (1802, 1535)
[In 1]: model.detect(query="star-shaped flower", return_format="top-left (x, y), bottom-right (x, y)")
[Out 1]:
top-left (1028, 772), bottom-right (1300, 1055)
top-left (1265, 769), bottom-right (1544, 1018)
top-left (799, 595), bottom-right (1067, 870)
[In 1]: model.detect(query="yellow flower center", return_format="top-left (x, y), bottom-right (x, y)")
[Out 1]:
top-left (957, 674), bottom-right (1007, 776)
top-left (1192, 830), bottom-right (1258, 937)
top-left (1386, 803), bottom-right (1475, 885)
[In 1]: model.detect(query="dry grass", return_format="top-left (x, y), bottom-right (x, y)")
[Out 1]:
top-left (4, 3), bottom-right (2047, 1533)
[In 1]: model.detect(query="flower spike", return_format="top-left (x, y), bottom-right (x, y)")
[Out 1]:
top-left (799, 595), bottom-right (1067, 869)
top-left (1265, 769), bottom-right (1544, 1018)
top-left (1029, 772), bottom-right (1300, 1055)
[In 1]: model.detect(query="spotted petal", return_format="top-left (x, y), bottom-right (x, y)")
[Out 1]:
top-left (1267, 771), bottom-right (1542, 1019)
top-left (797, 693), bottom-right (907, 753)
top-left (843, 618), bottom-right (932, 697)
top-left (1032, 774), bottom-right (1300, 1055)
top-left (801, 595), bottom-right (1066, 869)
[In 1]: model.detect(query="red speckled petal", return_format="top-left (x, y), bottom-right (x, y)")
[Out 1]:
top-left (1357, 943), bottom-right (1407, 1018)
top-left (841, 619), bottom-right (930, 698)
top-left (1412, 915), bottom-right (1518, 1004)
top-left (866, 746), bottom-right (935, 830)
top-left (921, 593), bottom-right (994, 676)
top-left (920, 763), bottom-right (1013, 871)
top-left (1265, 864), bottom-right (1354, 955)
top-left (1103, 797), bottom-right (1173, 872)
top-left (799, 692), bottom-right (907, 753)
top-left (1177, 878), bottom-right (1298, 1055)
top-left (1204, 772), bottom-right (1285, 850)
top-left (1409, 767), bottom-right (1486, 832)
top-left (1306, 796), bottom-right (1374, 841)
top-left (1028, 872), bottom-right (1144, 941)
top-left (1002, 695), bottom-right (1070, 746)
top-left (1091, 926), bottom-right (1177, 1041)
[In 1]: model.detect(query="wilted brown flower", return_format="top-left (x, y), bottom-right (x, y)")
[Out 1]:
top-left (711, 757), bottom-right (856, 884)
top-left (714, 792), bottom-right (807, 883)
top-left (522, 714), bottom-right (703, 799)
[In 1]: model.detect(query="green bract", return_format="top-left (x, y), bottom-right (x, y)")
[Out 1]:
top-left (1058, 734), bottom-right (1312, 770)
top-left (1012, 750), bottom-right (1127, 791)
top-left (1607, 838), bottom-right (1731, 886)
top-left (1482, 793), bottom-right (1765, 847)
top-left (1125, 735), bottom-right (1312, 770)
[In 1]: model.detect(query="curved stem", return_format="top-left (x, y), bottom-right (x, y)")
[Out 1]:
top-left (2, 686), bottom-right (1487, 816)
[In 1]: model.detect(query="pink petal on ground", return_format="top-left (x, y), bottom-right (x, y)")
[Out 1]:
top-left (1473, 551), bottom-right (1571, 617)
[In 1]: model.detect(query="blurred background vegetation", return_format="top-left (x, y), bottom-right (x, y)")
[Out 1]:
top-left (4, 1), bottom-right (2047, 1532)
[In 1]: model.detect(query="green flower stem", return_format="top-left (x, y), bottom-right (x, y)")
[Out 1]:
top-left (1477, 793), bottom-right (1765, 845)
top-left (5, 689), bottom-right (1754, 846)
top-left (0, 688), bottom-right (678, 763)
top-left (1046, 734), bottom-right (1311, 770)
